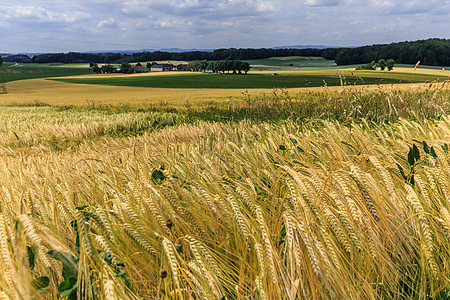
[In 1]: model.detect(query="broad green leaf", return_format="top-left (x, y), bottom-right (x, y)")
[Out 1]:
top-left (48, 250), bottom-right (78, 280)
top-left (430, 146), bottom-right (437, 158)
top-left (408, 148), bottom-right (415, 166)
top-left (422, 141), bottom-right (430, 154)
top-left (58, 276), bottom-right (77, 299)
top-left (116, 269), bottom-right (131, 287)
top-left (396, 163), bottom-right (407, 180)
top-left (151, 169), bottom-right (165, 184)
top-left (31, 276), bottom-right (49, 293)
top-left (27, 246), bottom-right (38, 271)
top-left (412, 144), bottom-right (420, 161)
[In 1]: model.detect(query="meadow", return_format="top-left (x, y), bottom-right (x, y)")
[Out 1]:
top-left (1, 63), bottom-right (91, 83)
top-left (53, 72), bottom-right (411, 89)
top-left (244, 57), bottom-right (338, 70)
top-left (0, 59), bottom-right (449, 299)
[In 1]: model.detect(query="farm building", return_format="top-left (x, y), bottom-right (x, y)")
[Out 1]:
top-left (132, 65), bottom-right (149, 73)
top-left (176, 64), bottom-right (189, 71)
top-left (151, 64), bottom-right (175, 72)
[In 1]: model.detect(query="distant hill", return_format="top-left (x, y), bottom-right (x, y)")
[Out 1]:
top-left (272, 45), bottom-right (344, 50)
top-left (83, 48), bottom-right (215, 55)
top-left (3, 39), bottom-right (448, 66)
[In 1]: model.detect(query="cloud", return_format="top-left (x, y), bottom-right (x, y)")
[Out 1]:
top-left (98, 18), bottom-right (117, 28)
top-left (370, 0), bottom-right (446, 14)
top-left (1, 5), bottom-right (90, 24)
top-left (0, 0), bottom-right (448, 53)
top-left (304, 0), bottom-right (342, 7)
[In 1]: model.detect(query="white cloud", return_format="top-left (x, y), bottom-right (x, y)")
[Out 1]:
top-left (1, 5), bottom-right (90, 23)
top-left (98, 18), bottom-right (116, 28)
top-left (0, 0), bottom-right (448, 52)
top-left (304, 0), bottom-right (342, 6)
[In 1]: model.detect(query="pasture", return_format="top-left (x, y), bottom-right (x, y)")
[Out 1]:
top-left (0, 63), bottom-right (91, 82)
top-left (53, 72), bottom-right (411, 89)
top-left (245, 56), bottom-right (338, 70)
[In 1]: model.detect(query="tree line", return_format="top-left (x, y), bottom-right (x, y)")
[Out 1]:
top-left (356, 59), bottom-right (395, 71)
top-left (335, 38), bottom-right (449, 66)
top-left (2, 39), bottom-right (449, 66)
top-left (188, 60), bottom-right (250, 74)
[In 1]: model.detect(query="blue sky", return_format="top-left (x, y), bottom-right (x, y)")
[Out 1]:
top-left (1, 0), bottom-right (449, 53)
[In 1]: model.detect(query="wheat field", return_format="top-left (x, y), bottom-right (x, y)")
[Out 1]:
top-left (0, 86), bottom-right (448, 299)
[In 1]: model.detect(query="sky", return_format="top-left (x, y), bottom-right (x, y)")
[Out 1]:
top-left (1, 0), bottom-right (449, 53)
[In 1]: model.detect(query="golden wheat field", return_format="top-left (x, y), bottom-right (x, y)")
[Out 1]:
top-left (1, 72), bottom-right (445, 108)
top-left (0, 83), bottom-right (449, 299)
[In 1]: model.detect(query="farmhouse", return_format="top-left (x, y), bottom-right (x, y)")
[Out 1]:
top-left (176, 64), bottom-right (189, 71)
top-left (132, 65), bottom-right (149, 73)
top-left (151, 64), bottom-right (175, 72)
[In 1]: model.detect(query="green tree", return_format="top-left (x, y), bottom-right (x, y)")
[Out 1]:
top-left (1, 55), bottom-right (4, 67)
top-left (386, 59), bottom-right (395, 71)
top-left (377, 59), bottom-right (386, 70)
top-left (100, 64), bottom-right (115, 73)
top-left (121, 62), bottom-right (132, 74)
top-left (92, 63), bottom-right (101, 73)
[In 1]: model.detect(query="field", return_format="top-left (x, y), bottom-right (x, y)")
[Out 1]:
top-left (0, 59), bottom-right (449, 299)
top-left (244, 57), bottom-right (338, 70)
top-left (53, 72), bottom-right (411, 89)
top-left (1, 63), bottom-right (91, 82)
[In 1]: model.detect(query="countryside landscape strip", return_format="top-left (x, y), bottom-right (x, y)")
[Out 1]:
top-left (0, 38), bottom-right (449, 298)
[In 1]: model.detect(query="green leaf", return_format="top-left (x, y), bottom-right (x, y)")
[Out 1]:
top-left (151, 169), bottom-right (165, 184)
top-left (115, 269), bottom-right (131, 287)
top-left (396, 163), bottom-right (407, 180)
top-left (279, 145), bottom-right (287, 151)
top-left (296, 146), bottom-right (304, 153)
top-left (31, 276), bottom-right (49, 293)
top-left (412, 144), bottom-right (420, 161)
top-left (48, 250), bottom-right (78, 280)
top-left (422, 141), bottom-right (430, 154)
top-left (430, 146), bottom-right (437, 158)
top-left (278, 225), bottom-right (286, 246)
top-left (407, 148), bottom-right (415, 166)
top-left (58, 276), bottom-right (77, 299)
top-left (289, 138), bottom-right (298, 145)
top-left (442, 144), bottom-right (449, 153)
top-left (27, 246), bottom-right (38, 271)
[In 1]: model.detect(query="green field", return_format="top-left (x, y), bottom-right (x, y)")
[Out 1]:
top-left (53, 72), bottom-right (423, 89)
top-left (245, 57), bottom-right (338, 70)
top-left (1, 63), bottom-right (91, 82)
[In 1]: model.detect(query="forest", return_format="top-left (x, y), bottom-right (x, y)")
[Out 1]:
top-left (3, 38), bottom-right (449, 66)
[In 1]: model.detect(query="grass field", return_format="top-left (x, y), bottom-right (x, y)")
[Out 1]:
top-left (53, 72), bottom-right (414, 89)
top-left (0, 84), bottom-right (449, 299)
top-left (245, 57), bottom-right (338, 70)
top-left (1, 63), bottom-right (92, 82)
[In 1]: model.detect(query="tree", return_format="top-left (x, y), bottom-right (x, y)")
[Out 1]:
top-left (377, 59), bottom-right (386, 70)
top-left (386, 59), bottom-right (395, 71)
top-left (120, 62), bottom-right (132, 74)
top-left (100, 64), bottom-right (115, 73)
top-left (0, 55), bottom-right (3, 67)
top-left (92, 63), bottom-right (101, 73)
